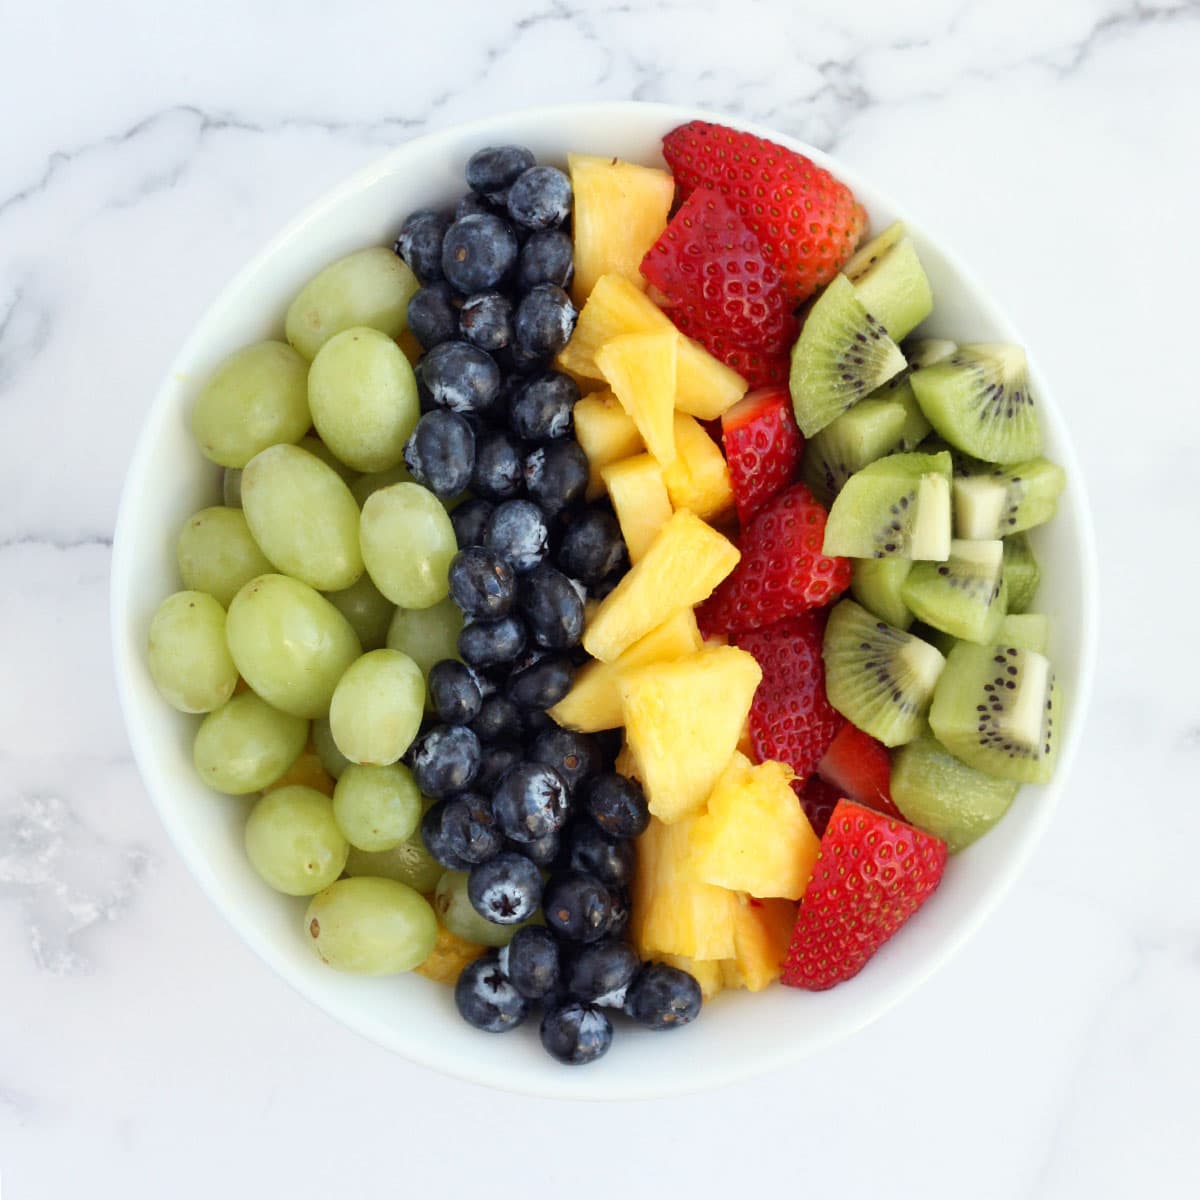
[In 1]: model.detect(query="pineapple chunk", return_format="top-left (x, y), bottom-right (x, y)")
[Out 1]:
top-left (662, 953), bottom-right (725, 1000)
top-left (662, 413), bottom-right (734, 520)
top-left (568, 153), bottom-right (675, 305)
top-left (595, 330), bottom-right (678, 466)
top-left (686, 752), bottom-right (820, 899)
top-left (583, 509), bottom-right (740, 662)
top-left (614, 738), bottom-right (640, 781)
top-left (550, 608), bottom-right (702, 732)
top-left (600, 453), bottom-right (673, 563)
top-left (722, 895), bottom-right (796, 991)
top-left (263, 746), bottom-right (335, 797)
top-left (619, 646), bottom-right (762, 823)
top-left (414, 923), bottom-right (485, 984)
top-left (557, 274), bottom-right (747, 419)
top-left (573, 389), bottom-right (644, 498)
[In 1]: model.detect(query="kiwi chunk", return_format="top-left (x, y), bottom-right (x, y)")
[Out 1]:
top-left (802, 398), bottom-right (908, 506)
top-left (953, 458), bottom-right (1066, 539)
top-left (891, 732), bottom-right (1020, 853)
top-left (901, 538), bottom-right (1007, 644)
top-left (868, 339), bottom-right (957, 451)
top-left (1002, 533), bottom-right (1041, 613)
top-left (998, 612), bottom-right (1049, 653)
top-left (789, 274), bottom-right (907, 437)
top-left (822, 599), bottom-right (946, 746)
top-left (929, 641), bottom-right (1061, 784)
top-left (851, 558), bottom-right (913, 629)
top-left (842, 222), bottom-right (934, 342)
top-left (824, 450), bottom-right (953, 560)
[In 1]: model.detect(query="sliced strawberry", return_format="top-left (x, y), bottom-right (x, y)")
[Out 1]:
top-left (714, 345), bottom-right (792, 389)
top-left (782, 800), bottom-right (948, 990)
top-left (817, 723), bottom-right (901, 821)
top-left (662, 121), bottom-right (867, 306)
top-left (795, 775), bottom-right (842, 839)
top-left (720, 385), bottom-right (804, 525)
top-left (697, 483), bottom-right (851, 635)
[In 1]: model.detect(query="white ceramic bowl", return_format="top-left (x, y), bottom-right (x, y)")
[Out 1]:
top-left (111, 101), bottom-right (1098, 1099)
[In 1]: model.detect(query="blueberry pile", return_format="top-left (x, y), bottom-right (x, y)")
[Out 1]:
top-left (393, 146), bottom-right (702, 1065)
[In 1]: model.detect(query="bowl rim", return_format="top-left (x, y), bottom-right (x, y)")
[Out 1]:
top-left (110, 99), bottom-right (1099, 1099)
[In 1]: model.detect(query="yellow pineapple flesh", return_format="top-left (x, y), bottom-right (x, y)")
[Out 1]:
top-left (573, 389), bottom-right (644, 498)
top-left (600, 453), bottom-right (673, 563)
top-left (662, 953), bottom-right (724, 1000)
top-left (414, 923), bottom-right (485, 984)
top-left (723, 895), bottom-right (796, 991)
top-left (662, 413), bottom-right (734, 520)
top-left (595, 330), bottom-right (678, 467)
top-left (614, 737), bottom-right (640, 781)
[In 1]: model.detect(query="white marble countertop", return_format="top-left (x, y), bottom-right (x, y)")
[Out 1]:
top-left (4, 0), bottom-right (1199, 1195)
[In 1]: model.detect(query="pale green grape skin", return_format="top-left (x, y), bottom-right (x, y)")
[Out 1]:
top-left (244, 785), bottom-right (348, 896)
top-left (193, 692), bottom-right (309, 795)
top-left (147, 591), bottom-right (238, 713)
top-left (223, 468), bottom-right (243, 508)
top-left (333, 762), bottom-right (422, 851)
top-left (434, 871), bottom-right (529, 948)
top-left (309, 328), bottom-right (420, 472)
top-left (350, 463), bottom-right (414, 508)
top-left (299, 434), bottom-right (359, 484)
top-left (225, 574), bottom-right (362, 718)
top-left (305, 877), bottom-right (437, 974)
top-left (323, 573), bottom-right (394, 651)
top-left (360, 483), bottom-right (456, 608)
top-left (328, 649), bottom-right (425, 765)
top-left (343, 833), bottom-right (442, 894)
top-left (312, 717), bottom-right (351, 779)
top-left (191, 341), bottom-right (311, 468)
top-left (176, 506), bottom-right (273, 608)
top-left (285, 247), bottom-right (419, 362)
top-left (386, 597), bottom-right (463, 708)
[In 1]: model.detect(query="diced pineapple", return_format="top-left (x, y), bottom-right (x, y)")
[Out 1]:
top-left (583, 509), bottom-right (740, 662)
top-left (557, 274), bottom-right (747, 419)
top-left (662, 413), bottom-right (734, 520)
top-left (686, 752), bottom-right (820, 899)
top-left (614, 738), bottom-right (640, 781)
top-left (724, 895), bottom-right (796, 991)
top-left (662, 953), bottom-right (725, 1001)
top-left (573, 389), bottom-right (644, 498)
top-left (414, 924), bottom-right (485, 984)
top-left (568, 153), bottom-right (675, 306)
top-left (620, 647), bottom-right (762, 823)
top-left (595, 330), bottom-right (678, 466)
top-left (601, 453), bottom-right (673, 563)
top-left (263, 746), bottom-right (335, 797)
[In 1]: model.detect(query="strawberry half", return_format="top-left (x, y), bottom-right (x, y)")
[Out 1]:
top-left (697, 483), bottom-right (851, 635)
top-left (662, 121), bottom-right (867, 306)
top-left (735, 611), bottom-right (843, 780)
top-left (782, 800), bottom-right (948, 991)
top-left (795, 775), bottom-right (842, 839)
top-left (817, 723), bottom-right (902, 821)
top-left (720, 385), bottom-right (804, 525)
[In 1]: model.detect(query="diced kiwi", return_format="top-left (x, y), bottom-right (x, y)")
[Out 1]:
top-left (823, 450), bottom-right (953, 560)
top-left (802, 398), bottom-right (908, 506)
top-left (822, 599), bottom-right (946, 747)
top-left (842, 222), bottom-right (933, 342)
top-left (901, 538), bottom-right (1007, 644)
top-left (910, 344), bottom-right (1042, 464)
top-left (953, 457), bottom-right (1066, 539)
top-left (891, 732), bottom-right (1020, 853)
top-left (910, 620), bottom-right (956, 657)
top-left (868, 339), bottom-right (957, 451)
top-left (789, 274), bottom-right (907, 437)
top-left (1002, 533), bottom-right (1041, 613)
top-left (998, 612), bottom-right (1049, 654)
top-left (851, 558), bottom-right (913, 629)
top-left (928, 641), bottom-right (1061, 784)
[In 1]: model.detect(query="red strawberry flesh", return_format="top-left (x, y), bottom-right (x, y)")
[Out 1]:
top-left (817, 723), bottom-right (902, 821)
top-left (720, 385), bottom-right (804, 526)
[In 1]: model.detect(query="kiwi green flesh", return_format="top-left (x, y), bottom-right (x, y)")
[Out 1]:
top-left (851, 558), bottom-right (914, 629)
top-left (843, 221), bottom-right (907, 281)
top-left (905, 338), bottom-right (958, 370)
top-left (999, 613), bottom-right (1049, 654)
top-left (910, 344), bottom-right (1042, 465)
top-left (901, 539), bottom-right (1007, 644)
top-left (910, 621), bottom-right (957, 657)
top-left (823, 599), bottom-right (946, 747)
top-left (1002, 533), bottom-right (1041, 613)
top-left (869, 339), bottom-right (956, 451)
top-left (891, 733), bottom-right (1020, 853)
top-left (953, 458), bottom-right (1066, 539)
top-left (802, 398), bottom-right (908, 506)
top-left (848, 235), bottom-right (934, 342)
top-left (789, 273), bottom-right (908, 438)
top-left (929, 641), bottom-right (1061, 784)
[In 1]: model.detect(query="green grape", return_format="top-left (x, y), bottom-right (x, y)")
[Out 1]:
top-left (433, 871), bottom-right (529, 948)
top-left (323, 573), bottom-right (393, 651)
top-left (193, 691), bottom-right (308, 795)
top-left (299, 434), bottom-right (359, 484)
top-left (343, 833), bottom-right (442, 894)
top-left (191, 341), bottom-right (310, 468)
top-left (223, 467), bottom-right (243, 508)
top-left (147, 590), bottom-right (238, 713)
top-left (241, 443), bottom-right (364, 591)
top-left (328, 648), bottom-right (425, 765)
top-left (285, 247), bottom-right (419, 361)
top-left (304, 877), bottom-right (437, 974)
top-left (350, 463), bottom-right (414, 508)
top-left (226, 574), bottom-right (362, 718)
top-left (360, 483), bottom-right (456, 608)
top-left (308, 328), bottom-right (420, 472)
top-left (244, 785), bottom-right (348, 896)
top-left (333, 762), bottom-right (422, 851)
top-left (176, 506), bottom-right (273, 608)
top-left (312, 716), bottom-right (351, 779)
top-left (386, 597), bottom-right (463, 708)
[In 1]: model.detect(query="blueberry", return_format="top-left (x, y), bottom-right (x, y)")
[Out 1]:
top-left (410, 724), bottom-right (481, 799)
top-left (475, 739), bottom-right (524, 791)
top-left (441, 213), bottom-right (519, 293)
top-left (514, 284), bottom-right (576, 359)
top-left (448, 546), bottom-right (516, 619)
top-left (509, 371), bottom-right (578, 442)
top-left (406, 282), bottom-right (459, 350)
top-left (523, 440), bottom-right (589, 517)
top-left (394, 209), bottom-right (450, 283)
top-left (456, 953), bottom-right (529, 1032)
top-left (540, 1001), bottom-right (612, 1065)
top-left (521, 706), bottom-right (558, 740)
top-left (404, 410), bottom-right (475, 498)
top-left (471, 430), bottom-right (525, 501)
top-left (557, 507), bottom-right (626, 584)
top-left (528, 727), bottom-right (600, 794)
top-left (593, 728), bottom-right (623, 769)
top-left (428, 659), bottom-right (484, 725)
top-left (451, 497), bottom-right (494, 548)
top-left (471, 696), bottom-right (524, 745)
top-left (458, 615), bottom-right (527, 668)
top-left (497, 342), bottom-right (545, 376)
top-left (468, 851), bottom-right (542, 924)
top-left (543, 871), bottom-right (612, 943)
top-left (419, 801), bottom-right (471, 870)
top-left (418, 339), bottom-right (501, 415)
top-left (507, 165), bottom-right (573, 231)
top-left (467, 145), bottom-right (537, 203)
top-left (459, 290), bottom-right (513, 353)
top-left (518, 563), bottom-right (585, 650)
top-left (499, 926), bottom-right (561, 1000)
top-left (517, 829), bottom-right (561, 867)
top-left (483, 499), bottom-right (550, 573)
top-left (424, 793), bottom-right (503, 866)
top-left (517, 229), bottom-right (574, 291)
top-left (507, 652), bottom-right (573, 710)
top-left (454, 191), bottom-right (495, 220)
top-left (492, 762), bottom-right (570, 843)
top-left (566, 938), bottom-right (639, 1006)
top-left (624, 963), bottom-right (703, 1030)
top-left (561, 821), bottom-right (635, 888)
top-left (604, 886), bottom-right (631, 938)
top-left (584, 774), bottom-right (650, 840)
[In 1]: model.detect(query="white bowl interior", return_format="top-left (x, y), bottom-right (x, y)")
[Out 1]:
top-left (111, 102), bottom-right (1097, 1100)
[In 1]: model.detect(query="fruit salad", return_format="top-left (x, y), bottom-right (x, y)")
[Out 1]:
top-left (145, 120), bottom-right (1067, 1068)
